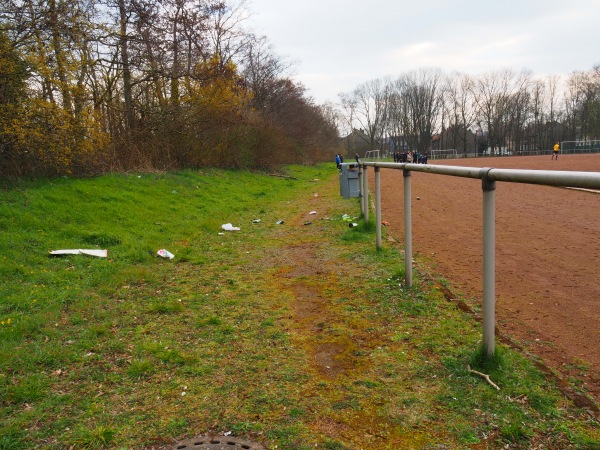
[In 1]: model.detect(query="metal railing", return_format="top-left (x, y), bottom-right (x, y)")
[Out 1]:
top-left (358, 161), bottom-right (600, 356)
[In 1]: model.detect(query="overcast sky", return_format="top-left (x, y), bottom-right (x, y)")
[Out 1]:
top-left (247, 0), bottom-right (600, 104)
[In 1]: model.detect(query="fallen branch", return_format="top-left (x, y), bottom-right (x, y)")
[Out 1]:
top-left (467, 365), bottom-right (500, 390)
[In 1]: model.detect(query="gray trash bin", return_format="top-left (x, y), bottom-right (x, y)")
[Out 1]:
top-left (339, 163), bottom-right (360, 198)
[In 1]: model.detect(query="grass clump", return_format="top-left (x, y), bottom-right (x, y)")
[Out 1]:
top-left (126, 359), bottom-right (155, 380)
top-left (69, 425), bottom-right (118, 449)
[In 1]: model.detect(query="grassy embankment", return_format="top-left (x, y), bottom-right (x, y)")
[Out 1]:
top-left (1, 166), bottom-right (599, 449)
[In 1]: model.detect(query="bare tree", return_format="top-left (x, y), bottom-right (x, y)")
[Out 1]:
top-left (564, 66), bottom-right (600, 141)
top-left (318, 101), bottom-right (341, 137)
top-left (563, 71), bottom-right (587, 141)
top-left (393, 68), bottom-right (444, 153)
top-left (444, 72), bottom-right (477, 154)
top-left (342, 78), bottom-right (391, 150)
top-left (241, 35), bottom-right (292, 116)
top-left (338, 91), bottom-right (357, 139)
top-left (473, 69), bottom-right (532, 154)
top-left (586, 65), bottom-right (600, 139)
top-left (206, 0), bottom-right (251, 67)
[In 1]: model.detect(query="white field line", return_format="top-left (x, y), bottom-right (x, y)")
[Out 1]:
top-left (564, 187), bottom-right (600, 194)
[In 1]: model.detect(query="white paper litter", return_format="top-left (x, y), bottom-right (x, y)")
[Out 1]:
top-left (49, 249), bottom-right (108, 258)
top-left (221, 223), bottom-right (240, 231)
top-left (309, 211), bottom-right (317, 215)
top-left (157, 249), bottom-right (175, 259)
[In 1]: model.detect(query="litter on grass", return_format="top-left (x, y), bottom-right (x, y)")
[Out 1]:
top-left (221, 223), bottom-right (241, 231)
top-left (157, 249), bottom-right (175, 259)
top-left (49, 249), bottom-right (108, 258)
top-left (276, 220), bottom-right (284, 225)
top-left (252, 219), bottom-right (261, 223)
top-left (309, 211), bottom-right (317, 215)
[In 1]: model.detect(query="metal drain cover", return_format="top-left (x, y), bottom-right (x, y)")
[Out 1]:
top-left (173, 435), bottom-right (265, 450)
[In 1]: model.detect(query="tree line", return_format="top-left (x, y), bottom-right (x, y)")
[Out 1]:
top-left (339, 66), bottom-right (600, 155)
top-left (0, 0), bottom-right (339, 178)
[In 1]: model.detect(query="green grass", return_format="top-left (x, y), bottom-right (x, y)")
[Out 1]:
top-left (1, 166), bottom-right (599, 449)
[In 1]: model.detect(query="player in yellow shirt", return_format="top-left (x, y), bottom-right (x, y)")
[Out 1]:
top-left (552, 142), bottom-right (560, 160)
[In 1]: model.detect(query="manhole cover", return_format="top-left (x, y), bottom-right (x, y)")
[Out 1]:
top-left (173, 435), bottom-right (265, 450)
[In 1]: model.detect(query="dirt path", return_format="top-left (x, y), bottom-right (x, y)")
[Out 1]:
top-left (377, 154), bottom-right (600, 404)
top-left (267, 195), bottom-right (371, 380)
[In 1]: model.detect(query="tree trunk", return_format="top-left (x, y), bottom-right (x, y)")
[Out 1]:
top-left (118, 0), bottom-right (135, 131)
top-left (48, 0), bottom-right (73, 114)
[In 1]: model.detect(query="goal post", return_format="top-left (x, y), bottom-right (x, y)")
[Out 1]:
top-left (431, 149), bottom-right (458, 160)
top-left (364, 150), bottom-right (381, 160)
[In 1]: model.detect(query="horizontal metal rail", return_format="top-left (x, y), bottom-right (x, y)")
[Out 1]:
top-left (364, 162), bottom-right (600, 189)
top-left (360, 161), bottom-right (600, 356)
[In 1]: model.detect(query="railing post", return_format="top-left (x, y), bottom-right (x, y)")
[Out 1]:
top-left (403, 169), bottom-right (412, 288)
top-left (375, 166), bottom-right (382, 249)
top-left (357, 165), bottom-right (364, 216)
top-left (482, 170), bottom-right (496, 357)
top-left (363, 165), bottom-right (369, 224)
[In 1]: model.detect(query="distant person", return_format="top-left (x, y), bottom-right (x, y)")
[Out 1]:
top-left (335, 153), bottom-right (341, 169)
top-left (339, 153), bottom-right (344, 163)
top-left (355, 153), bottom-right (360, 165)
top-left (552, 142), bottom-right (560, 160)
